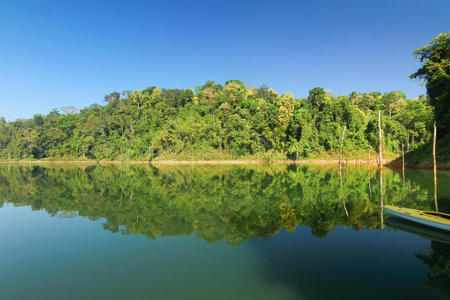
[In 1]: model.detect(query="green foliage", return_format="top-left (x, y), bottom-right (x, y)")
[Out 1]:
top-left (0, 81), bottom-right (434, 160)
top-left (411, 32), bottom-right (450, 137)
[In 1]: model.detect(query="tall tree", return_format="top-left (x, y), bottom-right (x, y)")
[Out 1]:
top-left (410, 32), bottom-right (450, 136)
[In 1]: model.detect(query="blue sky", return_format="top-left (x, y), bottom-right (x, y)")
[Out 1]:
top-left (0, 0), bottom-right (449, 120)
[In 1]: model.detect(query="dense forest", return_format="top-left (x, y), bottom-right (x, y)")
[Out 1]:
top-left (0, 83), bottom-right (433, 161)
top-left (0, 33), bottom-right (447, 161)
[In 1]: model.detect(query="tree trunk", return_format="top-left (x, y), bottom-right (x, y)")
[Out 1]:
top-left (402, 143), bottom-right (405, 186)
top-left (433, 122), bottom-right (438, 212)
top-left (339, 125), bottom-right (347, 167)
top-left (378, 110), bottom-right (383, 168)
top-left (407, 132), bottom-right (410, 152)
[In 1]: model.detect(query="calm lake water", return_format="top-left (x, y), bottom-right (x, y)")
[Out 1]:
top-left (0, 164), bottom-right (449, 300)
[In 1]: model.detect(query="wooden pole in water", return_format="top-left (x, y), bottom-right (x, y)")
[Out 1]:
top-left (378, 110), bottom-right (383, 168)
top-left (338, 125), bottom-right (348, 216)
top-left (402, 143), bottom-right (405, 186)
top-left (378, 110), bottom-right (384, 228)
top-left (340, 125), bottom-right (347, 167)
top-left (433, 122), bottom-right (438, 212)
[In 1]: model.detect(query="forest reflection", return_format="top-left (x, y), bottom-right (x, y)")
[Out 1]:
top-left (0, 164), bottom-right (446, 244)
top-left (1, 164), bottom-right (449, 298)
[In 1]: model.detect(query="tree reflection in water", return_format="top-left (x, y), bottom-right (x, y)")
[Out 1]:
top-left (417, 241), bottom-right (450, 299)
top-left (0, 164), bottom-right (446, 242)
top-left (0, 164), bottom-right (449, 298)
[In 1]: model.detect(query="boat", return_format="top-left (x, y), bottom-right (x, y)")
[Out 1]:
top-left (384, 205), bottom-right (450, 232)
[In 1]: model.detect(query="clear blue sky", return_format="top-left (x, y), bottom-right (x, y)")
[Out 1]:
top-left (0, 0), bottom-right (449, 120)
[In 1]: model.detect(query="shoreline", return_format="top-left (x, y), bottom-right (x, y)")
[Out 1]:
top-left (0, 158), bottom-right (404, 166)
top-left (0, 159), bottom-right (448, 170)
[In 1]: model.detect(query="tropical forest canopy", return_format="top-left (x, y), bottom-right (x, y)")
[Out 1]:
top-left (0, 32), bottom-right (448, 161)
top-left (0, 83), bottom-right (433, 160)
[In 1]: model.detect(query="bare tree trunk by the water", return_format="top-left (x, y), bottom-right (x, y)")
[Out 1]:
top-left (377, 111), bottom-right (385, 228)
top-left (368, 148), bottom-right (370, 167)
top-left (368, 166), bottom-right (373, 200)
top-left (407, 132), bottom-right (410, 152)
top-left (402, 143), bottom-right (405, 186)
top-left (339, 126), bottom-right (348, 216)
top-left (340, 125), bottom-right (346, 167)
top-left (378, 110), bottom-right (383, 168)
top-left (433, 122), bottom-right (438, 212)
top-left (389, 104), bottom-right (392, 119)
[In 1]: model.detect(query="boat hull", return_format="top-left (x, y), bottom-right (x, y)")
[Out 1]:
top-left (385, 217), bottom-right (450, 244)
top-left (384, 207), bottom-right (450, 231)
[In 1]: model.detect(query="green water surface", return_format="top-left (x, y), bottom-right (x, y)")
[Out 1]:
top-left (0, 164), bottom-right (449, 299)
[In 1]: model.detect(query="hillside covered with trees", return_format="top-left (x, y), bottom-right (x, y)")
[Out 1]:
top-left (0, 80), bottom-right (433, 160)
top-left (0, 82), bottom-right (433, 161)
top-left (0, 33), bottom-right (447, 162)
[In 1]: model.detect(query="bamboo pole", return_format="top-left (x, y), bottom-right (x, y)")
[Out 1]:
top-left (378, 110), bottom-right (383, 168)
top-left (433, 122), bottom-right (438, 212)
top-left (339, 125), bottom-right (347, 167)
